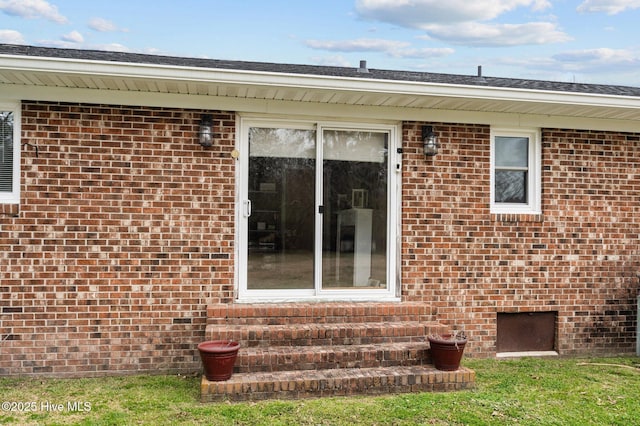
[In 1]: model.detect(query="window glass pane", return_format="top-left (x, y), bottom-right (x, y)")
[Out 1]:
top-left (247, 128), bottom-right (316, 290)
top-left (495, 136), bottom-right (528, 168)
top-left (249, 127), bottom-right (314, 159)
top-left (0, 111), bottom-right (13, 193)
top-left (322, 130), bottom-right (388, 290)
top-left (495, 170), bottom-right (527, 203)
top-left (323, 130), bottom-right (386, 163)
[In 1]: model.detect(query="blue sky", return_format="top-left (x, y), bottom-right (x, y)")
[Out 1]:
top-left (1, 0), bottom-right (640, 86)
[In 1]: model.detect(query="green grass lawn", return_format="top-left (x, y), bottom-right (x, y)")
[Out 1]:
top-left (1, 357), bottom-right (639, 425)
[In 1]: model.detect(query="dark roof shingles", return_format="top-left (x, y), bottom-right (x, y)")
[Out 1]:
top-left (1, 43), bottom-right (639, 97)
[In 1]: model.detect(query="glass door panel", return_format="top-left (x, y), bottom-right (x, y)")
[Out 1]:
top-left (247, 127), bottom-right (316, 290)
top-left (321, 130), bottom-right (388, 290)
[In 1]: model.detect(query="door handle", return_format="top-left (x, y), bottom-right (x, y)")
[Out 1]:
top-left (244, 200), bottom-right (252, 217)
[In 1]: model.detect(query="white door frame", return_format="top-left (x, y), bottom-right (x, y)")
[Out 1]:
top-left (236, 115), bottom-right (401, 302)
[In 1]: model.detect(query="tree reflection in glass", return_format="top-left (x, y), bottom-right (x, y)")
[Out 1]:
top-left (495, 136), bottom-right (528, 204)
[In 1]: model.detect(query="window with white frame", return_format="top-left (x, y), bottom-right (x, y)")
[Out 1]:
top-left (0, 106), bottom-right (20, 205)
top-left (490, 128), bottom-right (541, 214)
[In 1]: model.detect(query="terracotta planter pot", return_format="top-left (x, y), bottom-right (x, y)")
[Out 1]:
top-left (428, 334), bottom-right (467, 371)
top-left (197, 340), bottom-right (240, 381)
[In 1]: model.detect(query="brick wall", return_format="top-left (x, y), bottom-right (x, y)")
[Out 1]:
top-left (0, 102), bottom-right (236, 376)
top-left (1, 102), bottom-right (638, 377)
top-left (402, 122), bottom-right (640, 356)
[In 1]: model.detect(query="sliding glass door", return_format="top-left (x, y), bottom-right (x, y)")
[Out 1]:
top-left (245, 127), bottom-right (316, 290)
top-left (321, 130), bottom-right (388, 289)
top-left (238, 119), bottom-right (398, 301)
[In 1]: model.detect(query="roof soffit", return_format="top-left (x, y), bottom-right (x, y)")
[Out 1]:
top-left (1, 53), bottom-right (640, 120)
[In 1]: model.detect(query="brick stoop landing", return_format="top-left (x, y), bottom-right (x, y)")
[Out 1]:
top-left (201, 302), bottom-right (475, 402)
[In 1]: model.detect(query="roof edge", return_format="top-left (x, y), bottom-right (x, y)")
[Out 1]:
top-left (1, 43), bottom-right (640, 110)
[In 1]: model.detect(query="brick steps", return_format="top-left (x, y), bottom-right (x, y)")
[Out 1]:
top-left (201, 365), bottom-right (476, 402)
top-left (200, 302), bottom-right (475, 401)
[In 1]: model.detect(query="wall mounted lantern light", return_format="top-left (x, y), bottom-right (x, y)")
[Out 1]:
top-left (422, 125), bottom-right (439, 156)
top-left (199, 114), bottom-right (213, 147)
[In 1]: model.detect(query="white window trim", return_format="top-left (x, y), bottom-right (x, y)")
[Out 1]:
top-left (490, 127), bottom-right (541, 215)
top-left (235, 116), bottom-right (401, 303)
top-left (0, 102), bottom-right (20, 205)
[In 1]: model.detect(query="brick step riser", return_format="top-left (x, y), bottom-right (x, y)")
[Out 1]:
top-left (205, 324), bottom-right (445, 348)
top-left (201, 367), bottom-right (476, 402)
top-left (219, 335), bottom-right (426, 348)
top-left (235, 345), bottom-right (432, 373)
top-left (208, 316), bottom-right (436, 326)
top-left (206, 303), bottom-right (436, 326)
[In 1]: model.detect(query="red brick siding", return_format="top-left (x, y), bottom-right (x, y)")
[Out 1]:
top-left (1, 102), bottom-right (638, 377)
top-left (402, 122), bottom-right (639, 356)
top-left (0, 102), bottom-right (236, 376)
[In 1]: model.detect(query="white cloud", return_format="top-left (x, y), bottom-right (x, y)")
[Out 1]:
top-left (38, 39), bottom-right (131, 52)
top-left (552, 47), bottom-right (640, 71)
top-left (492, 47), bottom-right (640, 83)
top-left (305, 38), bottom-right (454, 59)
top-left (390, 47), bottom-right (455, 58)
top-left (306, 38), bottom-right (410, 52)
top-left (0, 29), bottom-right (24, 44)
top-left (354, 0), bottom-right (568, 47)
top-left (310, 55), bottom-right (353, 67)
top-left (355, 0), bottom-right (552, 26)
top-left (61, 30), bottom-right (83, 43)
top-left (424, 21), bottom-right (571, 46)
top-left (0, 0), bottom-right (67, 24)
top-left (88, 17), bottom-right (116, 32)
top-left (93, 43), bottom-right (130, 52)
top-left (577, 0), bottom-right (640, 14)
top-left (88, 17), bottom-right (127, 33)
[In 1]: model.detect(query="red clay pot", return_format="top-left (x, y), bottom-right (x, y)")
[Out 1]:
top-left (428, 334), bottom-right (467, 371)
top-left (197, 340), bottom-right (240, 381)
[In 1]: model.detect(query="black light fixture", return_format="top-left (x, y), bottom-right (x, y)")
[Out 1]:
top-left (199, 114), bottom-right (213, 147)
top-left (422, 125), bottom-right (439, 156)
